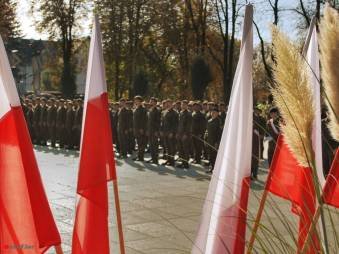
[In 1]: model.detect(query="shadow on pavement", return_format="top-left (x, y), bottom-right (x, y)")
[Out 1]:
top-left (121, 157), bottom-right (211, 181)
top-left (34, 145), bottom-right (79, 157)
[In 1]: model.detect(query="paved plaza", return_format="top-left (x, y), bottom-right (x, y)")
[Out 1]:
top-left (36, 145), bottom-right (338, 254)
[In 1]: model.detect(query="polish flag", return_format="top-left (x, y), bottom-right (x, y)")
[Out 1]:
top-left (71, 16), bottom-right (117, 254)
top-left (266, 20), bottom-right (321, 253)
top-left (323, 149), bottom-right (339, 208)
top-left (266, 136), bottom-right (319, 252)
top-left (192, 5), bottom-right (253, 254)
top-left (0, 35), bottom-right (61, 252)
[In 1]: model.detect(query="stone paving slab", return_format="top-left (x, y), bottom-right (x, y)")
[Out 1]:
top-left (34, 145), bottom-right (339, 254)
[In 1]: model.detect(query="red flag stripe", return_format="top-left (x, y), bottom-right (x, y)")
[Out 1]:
top-left (323, 149), bottom-right (339, 208)
top-left (266, 135), bottom-right (319, 253)
top-left (0, 107), bottom-right (61, 253)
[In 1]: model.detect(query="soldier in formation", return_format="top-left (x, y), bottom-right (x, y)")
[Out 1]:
top-left (22, 95), bottom-right (84, 150)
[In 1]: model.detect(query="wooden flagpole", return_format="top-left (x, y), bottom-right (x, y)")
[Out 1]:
top-left (300, 206), bottom-right (322, 254)
top-left (113, 180), bottom-right (126, 254)
top-left (246, 185), bottom-right (270, 253)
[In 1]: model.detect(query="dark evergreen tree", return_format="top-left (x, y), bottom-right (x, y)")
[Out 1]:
top-left (133, 69), bottom-right (148, 97)
top-left (191, 55), bottom-right (212, 100)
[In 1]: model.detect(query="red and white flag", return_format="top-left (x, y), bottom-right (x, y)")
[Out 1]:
top-left (0, 35), bottom-right (61, 252)
top-left (192, 5), bottom-right (253, 254)
top-left (266, 20), bottom-right (322, 253)
top-left (266, 136), bottom-right (319, 252)
top-left (323, 149), bottom-right (339, 208)
top-left (71, 16), bottom-right (117, 254)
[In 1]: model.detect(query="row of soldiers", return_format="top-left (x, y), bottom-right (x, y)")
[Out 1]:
top-left (22, 97), bottom-right (83, 149)
top-left (110, 96), bottom-right (225, 172)
top-left (22, 94), bottom-right (275, 174)
top-left (21, 95), bottom-right (227, 172)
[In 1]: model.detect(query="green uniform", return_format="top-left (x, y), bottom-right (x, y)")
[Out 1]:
top-left (56, 105), bottom-right (66, 147)
top-left (192, 110), bottom-right (207, 163)
top-left (207, 117), bottom-right (221, 170)
top-left (47, 104), bottom-right (57, 147)
top-left (118, 107), bottom-right (129, 157)
top-left (177, 109), bottom-right (192, 168)
top-left (148, 107), bottom-right (161, 163)
top-left (163, 108), bottom-right (179, 165)
top-left (133, 105), bottom-right (148, 160)
top-left (73, 105), bottom-right (83, 148)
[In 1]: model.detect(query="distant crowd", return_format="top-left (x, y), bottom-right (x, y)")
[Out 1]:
top-left (21, 94), bottom-right (335, 177)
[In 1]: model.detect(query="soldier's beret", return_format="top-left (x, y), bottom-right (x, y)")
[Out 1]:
top-left (134, 95), bottom-right (143, 101)
top-left (150, 97), bottom-right (157, 102)
top-left (182, 100), bottom-right (188, 104)
top-left (193, 101), bottom-right (200, 106)
top-left (59, 99), bottom-right (65, 102)
top-left (119, 98), bottom-right (126, 102)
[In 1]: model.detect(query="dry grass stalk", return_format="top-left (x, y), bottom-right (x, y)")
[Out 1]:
top-left (319, 5), bottom-right (339, 142)
top-left (271, 27), bottom-right (315, 167)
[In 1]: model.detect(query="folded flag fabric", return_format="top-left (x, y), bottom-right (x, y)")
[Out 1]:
top-left (0, 34), bottom-right (61, 253)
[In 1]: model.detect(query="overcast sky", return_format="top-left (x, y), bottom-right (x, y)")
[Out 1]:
top-left (17, 0), bottom-right (307, 43)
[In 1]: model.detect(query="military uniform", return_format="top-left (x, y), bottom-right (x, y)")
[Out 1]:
top-left (56, 103), bottom-right (66, 148)
top-left (25, 104), bottom-right (35, 140)
top-left (33, 102), bottom-right (42, 144)
top-left (46, 102), bottom-right (57, 147)
top-left (148, 106), bottom-right (161, 163)
top-left (117, 107), bottom-right (130, 157)
top-left (73, 104), bottom-right (83, 148)
top-left (133, 105), bottom-right (148, 160)
top-left (110, 106), bottom-right (119, 149)
top-left (219, 111), bottom-right (226, 126)
top-left (65, 104), bottom-right (75, 149)
top-left (163, 108), bottom-right (179, 166)
top-left (207, 116), bottom-right (221, 170)
top-left (252, 113), bottom-right (266, 179)
top-left (127, 107), bottom-right (134, 154)
top-left (160, 107), bottom-right (168, 160)
top-left (177, 109), bottom-right (192, 168)
top-left (267, 118), bottom-right (280, 166)
top-left (192, 109), bottom-right (207, 164)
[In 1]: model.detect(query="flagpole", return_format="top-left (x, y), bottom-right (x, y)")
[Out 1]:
top-left (300, 206), bottom-right (322, 254)
top-left (55, 244), bottom-right (64, 254)
top-left (113, 180), bottom-right (126, 254)
top-left (246, 173), bottom-right (272, 253)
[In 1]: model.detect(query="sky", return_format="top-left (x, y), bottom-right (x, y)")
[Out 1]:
top-left (17, 0), bottom-right (305, 43)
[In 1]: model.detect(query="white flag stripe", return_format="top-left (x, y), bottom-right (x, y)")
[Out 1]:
top-left (192, 5), bottom-right (253, 254)
top-left (0, 35), bottom-right (20, 119)
top-left (305, 22), bottom-right (325, 186)
top-left (84, 15), bottom-right (107, 102)
top-left (81, 15), bottom-right (107, 147)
